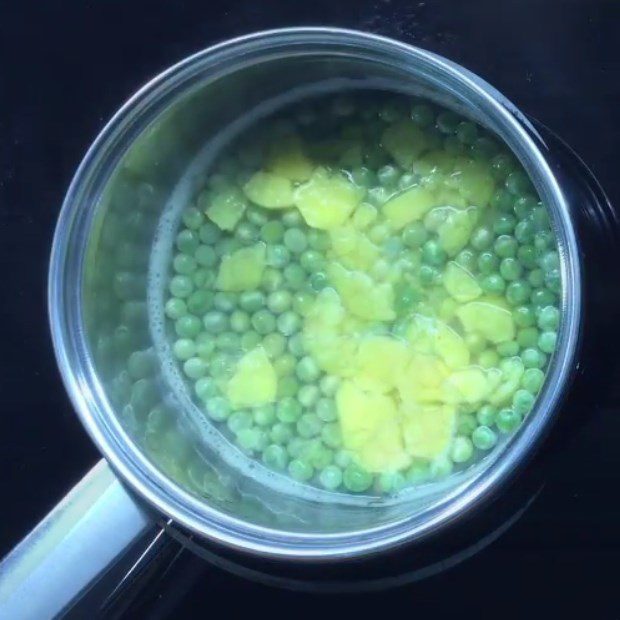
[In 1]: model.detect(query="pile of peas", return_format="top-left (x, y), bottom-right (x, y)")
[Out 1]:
top-left (164, 92), bottom-right (562, 495)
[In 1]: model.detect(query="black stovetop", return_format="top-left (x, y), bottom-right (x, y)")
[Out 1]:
top-left (2, 1), bottom-right (620, 617)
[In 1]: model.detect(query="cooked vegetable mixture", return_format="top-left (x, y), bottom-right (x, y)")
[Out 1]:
top-left (164, 93), bottom-right (561, 494)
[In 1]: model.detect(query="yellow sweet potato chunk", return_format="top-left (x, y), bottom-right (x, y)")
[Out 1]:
top-left (294, 168), bottom-right (363, 230)
top-left (337, 381), bottom-right (410, 473)
top-left (226, 347), bottom-right (277, 408)
top-left (216, 243), bottom-right (266, 291)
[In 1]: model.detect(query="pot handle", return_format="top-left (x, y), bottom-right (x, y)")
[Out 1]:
top-left (0, 459), bottom-right (163, 619)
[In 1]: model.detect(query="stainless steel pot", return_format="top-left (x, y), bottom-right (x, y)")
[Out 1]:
top-left (0, 27), bottom-right (582, 618)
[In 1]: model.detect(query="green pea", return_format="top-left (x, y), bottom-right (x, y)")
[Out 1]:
top-left (206, 396), bottom-right (231, 422)
top-left (545, 269), bottom-right (561, 294)
top-left (506, 170), bottom-right (531, 195)
top-left (472, 425), bottom-right (497, 450)
top-left (194, 377), bottom-right (217, 401)
top-left (300, 250), bottom-right (324, 273)
top-left (277, 311), bottom-right (302, 336)
top-left (288, 458), bottom-right (314, 482)
top-left (407, 459), bottom-right (430, 484)
top-left (513, 305), bottom-right (536, 327)
top-left (377, 164), bottom-right (400, 187)
top-left (267, 290), bottom-right (292, 314)
top-left (209, 352), bottom-right (234, 378)
top-left (195, 332), bottom-right (216, 359)
top-left (538, 305), bottom-right (560, 331)
top-left (421, 239), bottom-right (447, 267)
top-left (538, 331), bottom-right (557, 354)
top-left (216, 331), bottom-right (240, 352)
top-left (308, 229), bottom-right (330, 251)
top-left (513, 389), bottom-right (535, 415)
top-left (521, 347), bottom-right (546, 369)
top-left (284, 264), bottom-right (307, 290)
top-left (499, 257), bottom-right (523, 281)
top-left (165, 298), bottom-right (187, 320)
top-left (284, 228), bottom-right (308, 254)
top-left (455, 249), bottom-right (477, 273)
top-left (376, 471), bottom-right (406, 494)
top-left (194, 245), bottom-right (217, 267)
top-left (203, 311), bottom-right (228, 334)
top-left (261, 268), bottom-right (284, 293)
top-left (176, 229), bottom-right (200, 254)
top-left (496, 408), bottom-right (522, 434)
top-left (319, 465), bottom-right (343, 490)
top-left (506, 281), bottom-right (532, 306)
top-left (296, 356), bottom-right (321, 383)
top-left (321, 423), bottom-right (342, 449)
top-left (531, 288), bottom-right (556, 308)
top-left (351, 166), bottom-right (376, 187)
top-left (297, 413), bottom-right (322, 438)
top-left (470, 226), bottom-right (494, 251)
top-left (287, 333), bottom-right (305, 358)
top-left (320, 375), bottom-right (340, 397)
top-left (517, 245), bottom-right (538, 269)
top-left (436, 111), bottom-right (459, 134)
top-left (262, 444), bottom-right (288, 470)
top-left (246, 206), bottom-right (269, 226)
top-left (262, 333), bottom-right (286, 359)
top-left (273, 353), bottom-right (296, 378)
top-left (266, 244), bottom-right (290, 268)
top-left (476, 404), bottom-right (497, 426)
top-left (457, 413), bottom-right (478, 436)
top-left (497, 340), bottom-right (519, 357)
top-left (402, 221), bottom-right (428, 248)
top-left (193, 268), bottom-right (214, 288)
top-left (298, 384), bottom-right (320, 408)
top-left (490, 188), bottom-right (514, 210)
top-left (430, 455), bottom-right (453, 479)
top-left (182, 206), bottom-right (204, 230)
top-left (230, 310), bottom-right (251, 333)
top-left (478, 349), bottom-right (500, 369)
top-left (490, 154), bottom-right (514, 181)
top-left (173, 338), bottom-right (196, 361)
top-left (456, 121), bottom-right (478, 145)
top-left (451, 436), bottom-right (474, 463)
top-left (494, 235), bottom-right (518, 258)
top-left (237, 428), bottom-right (268, 453)
top-left (175, 315), bottom-right (202, 338)
top-left (235, 222), bottom-right (258, 245)
top-left (183, 357), bottom-right (208, 379)
top-left (251, 309), bottom-right (276, 335)
top-left (198, 222), bottom-right (221, 244)
top-left (173, 254), bottom-right (197, 275)
top-left (517, 327), bottom-right (540, 348)
top-left (239, 291), bottom-right (265, 313)
top-left (531, 206), bottom-right (551, 232)
top-left (309, 272), bottom-right (328, 292)
top-left (514, 220), bottom-right (535, 244)
top-left (240, 330), bottom-right (262, 352)
top-left (169, 275), bottom-right (194, 298)
top-left (261, 220), bottom-right (285, 244)
top-left (187, 290), bottom-right (213, 315)
top-left (282, 209), bottom-right (304, 227)
top-left (528, 269), bottom-right (545, 288)
top-left (343, 464), bottom-right (373, 492)
top-left (227, 410), bottom-right (252, 434)
top-left (493, 213), bottom-right (517, 236)
top-left (270, 422), bottom-right (294, 445)
top-left (213, 292), bottom-right (237, 313)
top-left (521, 368), bottom-right (545, 394)
top-left (478, 251), bottom-right (500, 274)
top-left (292, 291), bottom-right (315, 317)
top-left (277, 397), bottom-right (302, 423)
top-left (481, 274), bottom-right (506, 294)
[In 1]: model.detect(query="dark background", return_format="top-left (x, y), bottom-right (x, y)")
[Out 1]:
top-left (1, 1), bottom-right (619, 617)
